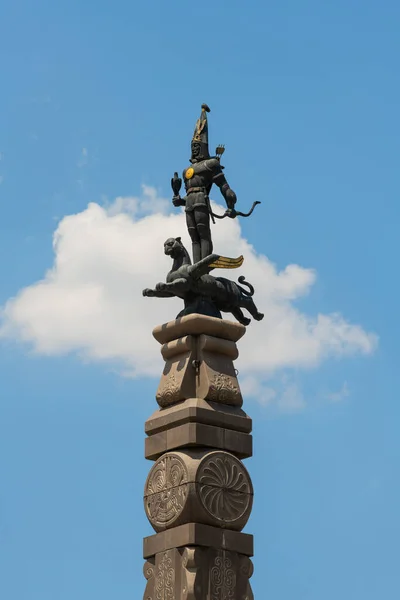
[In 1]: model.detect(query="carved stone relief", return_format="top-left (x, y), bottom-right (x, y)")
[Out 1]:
top-left (145, 454), bottom-right (188, 529)
top-left (197, 451), bottom-right (252, 525)
top-left (145, 450), bottom-right (253, 532)
top-left (143, 547), bottom-right (254, 600)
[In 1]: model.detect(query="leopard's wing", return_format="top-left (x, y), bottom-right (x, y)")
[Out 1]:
top-left (187, 254), bottom-right (221, 279)
top-left (188, 254), bottom-right (244, 279)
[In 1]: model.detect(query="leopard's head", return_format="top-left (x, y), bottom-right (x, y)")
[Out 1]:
top-left (164, 237), bottom-right (185, 258)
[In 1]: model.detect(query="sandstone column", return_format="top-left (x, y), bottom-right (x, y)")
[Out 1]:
top-left (143, 314), bottom-right (254, 599)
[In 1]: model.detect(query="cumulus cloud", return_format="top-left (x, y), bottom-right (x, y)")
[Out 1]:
top-left (0, 186), bottom-right (377, 406)
top-left (240, 376), bottom-right (305, 413)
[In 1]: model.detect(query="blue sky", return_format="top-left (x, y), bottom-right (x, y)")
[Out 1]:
top-left (0, 0), bottom-right (399, 598)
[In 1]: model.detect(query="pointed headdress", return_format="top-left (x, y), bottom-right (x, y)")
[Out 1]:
top-left (191, 103), bottom-right (211, 158)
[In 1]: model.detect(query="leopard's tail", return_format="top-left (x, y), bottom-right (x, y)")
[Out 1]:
top-left (237, 275), bottom-right (254, 297)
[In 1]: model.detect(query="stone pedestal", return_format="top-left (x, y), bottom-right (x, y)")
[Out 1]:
top-left (143, 314), bottom-right (254, 599)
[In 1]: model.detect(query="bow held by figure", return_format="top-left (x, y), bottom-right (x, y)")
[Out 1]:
top-left (211, 201), bottom-right (261, 220)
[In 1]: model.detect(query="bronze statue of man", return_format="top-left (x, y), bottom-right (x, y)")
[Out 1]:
top-left (172, 104), bottom-right (238, 264)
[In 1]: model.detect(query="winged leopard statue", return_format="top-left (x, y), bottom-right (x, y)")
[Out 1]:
top-left (142, 237), bottom-right (264, 326)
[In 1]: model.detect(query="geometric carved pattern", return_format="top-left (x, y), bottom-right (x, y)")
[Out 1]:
top-left (145, 454), bottom-right (188, 529)
top-left (197, 451), bottom-right (252, 525)
top-left (210, 551), bottom-right (236, 599)
top-left (143, 547), bottom-right (254, 599)
top-left (155, 551), bottom-right (175, 600)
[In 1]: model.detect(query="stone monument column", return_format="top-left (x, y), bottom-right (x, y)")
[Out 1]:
top-left (141, 103), bottom-right (263, 598)
top-left (142, 313), bottom-right (254, 599)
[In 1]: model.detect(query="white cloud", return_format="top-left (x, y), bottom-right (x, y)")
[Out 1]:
top-left (105, 185), bottom-right (170, 217)
top-left (0, 186), bottom-right (378, 404)
top-left (240, 376), bottom-right (277, 407)
top-left (278, 383), bottom-right (306, 413)
top-left (240, 374), bottom-right (305, 412)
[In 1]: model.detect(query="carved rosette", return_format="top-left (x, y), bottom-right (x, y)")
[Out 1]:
top-left (145, 454), bottom-right (189, 530)
top-left (197, 451), bottom-right (253, 526)
top-left (144, 450), bottom-right (253, 532)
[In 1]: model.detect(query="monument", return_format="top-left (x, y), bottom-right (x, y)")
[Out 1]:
top-left (142, 104), bottom-right (262, 599)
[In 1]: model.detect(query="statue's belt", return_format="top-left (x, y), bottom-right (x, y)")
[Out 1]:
top-left (186, 187), bottom-right (207, 195)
